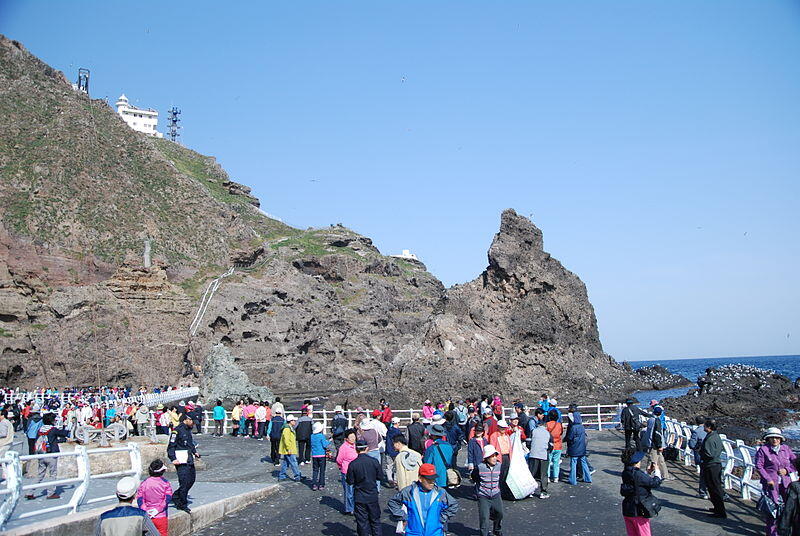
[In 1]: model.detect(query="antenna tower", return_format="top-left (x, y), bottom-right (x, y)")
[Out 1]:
top-left (76, 68), bottom-right (90, 95)
top-left (166, 107), bottom-right (181, 142)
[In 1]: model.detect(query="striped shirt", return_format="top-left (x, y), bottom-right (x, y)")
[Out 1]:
top-left (475, 461), bottom-right (501, 498)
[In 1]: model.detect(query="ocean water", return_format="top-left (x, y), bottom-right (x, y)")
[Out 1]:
top-left (628, 354), bottom-right (800, 439)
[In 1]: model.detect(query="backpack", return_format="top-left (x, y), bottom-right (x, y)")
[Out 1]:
top-left (34, 427), bottom-right (51, 454)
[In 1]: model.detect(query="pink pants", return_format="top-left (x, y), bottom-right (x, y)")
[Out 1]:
top-left (624, 516), bottom-right (651, 536)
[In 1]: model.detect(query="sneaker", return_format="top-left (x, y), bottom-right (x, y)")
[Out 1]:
top-left (46, 494), bottom-right (60, 500)
top-left (589, 469), bottom-right (596, 475)
top-left (549, 477), bottom-right (556, 483)
top-left (539, 492), bottom-right (550, 499)
top-left (25, 494), bottom-right (35, 500)
top-left (311, 485), bottom-right (318, 491)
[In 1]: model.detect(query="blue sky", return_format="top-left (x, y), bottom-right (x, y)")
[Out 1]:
top-left (2, 1), bottom-right (798, 362)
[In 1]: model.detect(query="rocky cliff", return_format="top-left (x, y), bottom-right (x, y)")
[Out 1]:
top-left (0, 34), bottom-right (643, 403)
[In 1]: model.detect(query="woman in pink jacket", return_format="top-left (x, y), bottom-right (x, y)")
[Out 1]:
top-left (136, 459), bottom-right (173, 536)
top-left (335, 429), bottom-right (358, 515)
top-left (755, 427), bottom-right (797, 536)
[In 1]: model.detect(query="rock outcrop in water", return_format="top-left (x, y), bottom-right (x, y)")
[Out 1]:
top-left (661, 364), bottom-right (800, 443)
top-left (634, 365), bottom-right (692, 391)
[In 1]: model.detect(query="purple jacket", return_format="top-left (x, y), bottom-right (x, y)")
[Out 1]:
top-left (755, 444), bottom-right (797, 502)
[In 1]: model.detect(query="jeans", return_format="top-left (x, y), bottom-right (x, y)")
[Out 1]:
top-left (238, 417), bottom-right (246, 436)
top-left (312, 457), bottom-right (326, 487)
top-left (279, 454), bottom-right (301, 481)
top-left (340, 472), bottom-right (354, 513)
top-left (214, 419), bottom-right (224, 436)
top-left (298, 440), bottom-right (311, 463)
top-left (366, 451), bottom-right (381, 491)
top-left (257, 421), bottom-right (267, 438)
top-left (477, 494), bottom-right (503, 536)
top-left (569, 455), bottom-right (592, 484)
top-left (548, 449), bottom-right (562, 480)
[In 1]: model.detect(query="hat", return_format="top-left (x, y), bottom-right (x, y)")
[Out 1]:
top-left (157, 404), bottom-right (164, 410)
top-left (763, 427), bottom-right (785, 441)
top-left (433, 410), bottom-right (443, 417)
top-left (483, 408), bottom-right (493, 415)
top-left (391, 417), bottom-right (400, 424)
top-left (418, 463), bottom-right (438, 479)
top-left (653, 406), bottom-right (663, 416)
top-left (421, 418), bottom-right (431, 425)
top-left (355, 439), bottom-right (369, 450)
top-left (482, 445), bottom-right (499, 459)
top-left (371, 409), bottom-right (382, 417)
top-left (629, 451), bottom-right (646, 465)
top-left (424, 399), bottom-right (431, 404)
top-left (411, 412), bottom-right (420, 420)
top-left (116, 476), bottom-right (139, 499)
top-left (334, 405), bottom-right (343, 413)
top-left (625, 398), bottom-right (635, 405)
top-left (649, 399), bottom-right (659, 407)
top-left (286, 414), bottom-right (297, 422)
top-left (550, 399), bottom-right (557, 405)
top-left (513, 402), bottom-right (525, 410)
top-left (429, 424), bottom-right (446, 437)
top-left (497, 419), bottom-right (508, 428)
top-left (312, 422), bottom-right (324, 434)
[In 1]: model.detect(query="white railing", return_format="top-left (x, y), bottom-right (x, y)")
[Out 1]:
top-left (663, 417), bottom-right (763, 500)
top-left (189, 266), bottom-right (235, 336)
top-left (0, 443), bottom-right (142, 529)
top-left (2, 387), bottom-right (198, 409)
top-left (196, 403), bottom-right (623, 436)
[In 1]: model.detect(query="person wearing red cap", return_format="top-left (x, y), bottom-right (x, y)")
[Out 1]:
top-left (388, 462), bottom-right (459, 536)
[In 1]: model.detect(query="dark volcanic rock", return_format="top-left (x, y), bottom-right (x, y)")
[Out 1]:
top-left (661, 364), bottom-right (800, 444)
top-left (635, 365), bottom-right (692, 390)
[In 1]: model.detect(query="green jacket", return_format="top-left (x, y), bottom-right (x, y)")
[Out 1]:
top-left (279, 424), bottom-right (298, 455)
top-left (700, 430), bottom-right (723, 465)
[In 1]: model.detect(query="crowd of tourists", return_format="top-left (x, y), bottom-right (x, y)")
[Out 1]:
top-left (3, 387), bottom-right (799, 536)
top-left (620, 397), bottom-right (800, 536)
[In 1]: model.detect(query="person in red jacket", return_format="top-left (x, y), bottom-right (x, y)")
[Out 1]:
top-left (380, 403), bottom-right (393, 426)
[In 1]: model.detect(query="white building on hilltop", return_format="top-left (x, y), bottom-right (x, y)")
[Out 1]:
top-left (391, 250), bottom-right (419, 261)
top-left (115, 94), bottom-right (163, 138)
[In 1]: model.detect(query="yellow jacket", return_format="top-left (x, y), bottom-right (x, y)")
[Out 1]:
top-left (279, 424), bottom-right (298, 455)
top-left (232, 405), bottom-right (242, 420)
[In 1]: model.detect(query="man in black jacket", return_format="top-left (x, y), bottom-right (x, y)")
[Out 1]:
top-left (700, 419), bottom-right (726, 519)
top-left (331, 406), bottom-right (348, 450)
top-left (407, 413), bottom-right (425, 455)
top-left (25, 413), bottom-right (70, 499)
top-left (346, 439), bottom-right (386, 536)
top-left (269, 411), bottom-right (285, 465)
top-left (295, 409), bottom-right (313, 465)
top-left (620, 399), bottom-right (644, 451)
top-left (167, 414), bottom-right (201, 513)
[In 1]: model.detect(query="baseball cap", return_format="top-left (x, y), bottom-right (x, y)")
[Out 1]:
top-left (355, 439), bottom-right (369, 449)
top-left (116, 476), bottom-right (139, 499)
top-left (497, 419), bottom-right (508, 428)
top-left (286, 414), bottom-right (297, 422)
top-left (419, 463), bottom-right (438, 479)
top-left (629, 451), bottom-right (646, 465)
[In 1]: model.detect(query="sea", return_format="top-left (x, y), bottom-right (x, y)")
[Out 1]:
top-left (628, 354), bottom-right (800, 439)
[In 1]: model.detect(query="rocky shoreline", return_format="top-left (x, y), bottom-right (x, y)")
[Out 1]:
top-left (659, 364), bottom-right (800, 445)
top-left (632, 364), bottom-right (693, 391)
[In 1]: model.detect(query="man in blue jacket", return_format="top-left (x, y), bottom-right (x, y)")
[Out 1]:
top-left (566, 411), bottom-right (592, 485)
top-left (388, 462), bottom-right (459, 536)
top-left (423, 425), bottom-right (453, 489)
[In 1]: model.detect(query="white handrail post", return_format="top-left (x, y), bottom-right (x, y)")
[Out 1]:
top-left (0, 451), bottom-right (22, 528)
top-left (69, 446), bottom-right (90, 514)
top-left (129, 443), bottom-right (142, 482)
top-left (596, 404), bottom-right (602, 431)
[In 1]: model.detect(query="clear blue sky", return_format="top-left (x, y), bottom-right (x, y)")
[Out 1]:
top-left (2, 1), bottom-right (798, 362)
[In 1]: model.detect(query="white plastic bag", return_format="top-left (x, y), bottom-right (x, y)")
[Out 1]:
top-left (505, 431), bottom-right (538, 499)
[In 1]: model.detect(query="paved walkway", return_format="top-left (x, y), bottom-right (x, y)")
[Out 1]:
top-left (193, 430), bottom-right (763, 536)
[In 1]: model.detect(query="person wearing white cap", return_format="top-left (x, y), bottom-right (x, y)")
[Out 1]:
top-left (472, 444), bottom-right (503, 536)
top-left (384, 416), bottom-right (404, 486)
top-left (755, 427), bottom-right (796, 535)
top-left (310, 421), bottom-right (332, 490)
top-left (95, 476), bottom-right (159, 536)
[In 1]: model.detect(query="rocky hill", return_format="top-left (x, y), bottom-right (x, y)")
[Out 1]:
top-left (0, 34), bottom-right (644, 403)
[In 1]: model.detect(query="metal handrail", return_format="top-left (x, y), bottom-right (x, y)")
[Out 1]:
top-left (0, 443), bottom-right (142, 528)
top-left (196, 403), bottom-right (625, 435)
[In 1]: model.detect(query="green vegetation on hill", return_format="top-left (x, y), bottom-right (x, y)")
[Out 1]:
top-left (0, 34), bottom-right (295, 269)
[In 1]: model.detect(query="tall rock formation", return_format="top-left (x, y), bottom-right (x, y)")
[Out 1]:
top-left (0, 34), bottom-right (642, 403)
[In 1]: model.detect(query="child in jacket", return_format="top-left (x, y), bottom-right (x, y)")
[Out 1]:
top-left (310, 422), bottom-right (332, 490)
